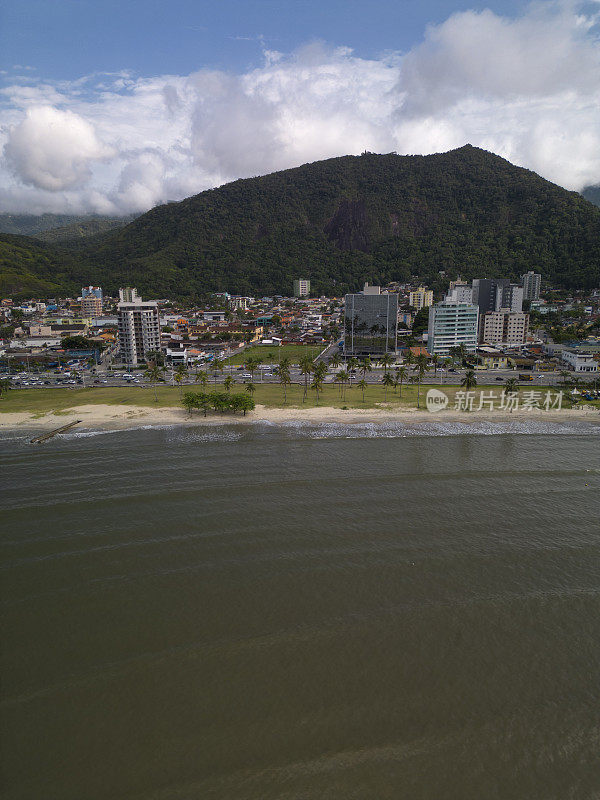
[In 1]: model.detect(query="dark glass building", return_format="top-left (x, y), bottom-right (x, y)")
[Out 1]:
top-left (344, 285), bottom-right (398, 357)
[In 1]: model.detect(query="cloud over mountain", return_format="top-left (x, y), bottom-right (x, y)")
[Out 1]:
top-left (1, 0), bottom-right (598, 214)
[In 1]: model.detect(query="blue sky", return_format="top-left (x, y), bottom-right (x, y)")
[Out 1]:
top-left (1, 0), bottom-right (525, 80)
top-left (0, 0), bottom-right (598, 214)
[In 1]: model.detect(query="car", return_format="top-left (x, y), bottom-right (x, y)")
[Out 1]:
top-left (241, 373), bottom-right (252, 379)
top-left (93, 379), bottom-right (100, 384)
top-left (495, 376), bottom-right (504, 381)
top-left (448, 368), bottom-right (457, 372)
top-left (44, 381), bottom-right (51, 385)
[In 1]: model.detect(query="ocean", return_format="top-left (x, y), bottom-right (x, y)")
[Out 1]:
top-left (2, 420), bottom-right (600, 799)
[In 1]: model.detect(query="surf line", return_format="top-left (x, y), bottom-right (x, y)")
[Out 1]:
top-left (30, 420), bottom-right (83, 444)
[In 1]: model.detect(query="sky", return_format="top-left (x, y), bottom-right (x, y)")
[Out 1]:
top-left (0, 0), bottom-right (599, 215)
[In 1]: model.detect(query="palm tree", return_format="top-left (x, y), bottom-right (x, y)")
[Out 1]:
top-left (223, 375), bottom-right (234, 393)
top-left (395, 366), bottom-right (408, 397)
top-left (244, 381), bottom-right (256, 398)
top-left (173, 364), bottom-right (189, 397)
top-left (337, 369), bottom-right (349, 401)
top-left (310, 373), bottom-right (324, 404)
top-left (347, 357), bottom-right (359, 383)
top-left (430, 354), bottom-right (440, 377)
top-left (144, 364), bottom-right (163, 402)
top-left (275, 357), bottom-right (291, 403)
top-left (381, 353), bottom-right (394, 373)
top-left (299, 354), bottom-right (314, 402)
top-left (505, 377), bottom-right (519, 394)
top-left (194, 369), bottom-right (208, 389)
top-left (357, 378), bottom-right (367, 402)
top-left (245, 356), bottom-right (262, 382)
top-left (330, 351), bottom-right (342, 369)
top-left (461, 369), bottom-right (477, 391)
top-left (415, 361), bottom-right (428, 409)
top-left (210, 359), bottom-right (223, 385)
top-left (359, 356), bottom-right (372, 378)
top-left (382, 372), bottom-right (394, 401)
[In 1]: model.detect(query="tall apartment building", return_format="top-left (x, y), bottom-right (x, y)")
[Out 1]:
top-left (471, 278), bottom-right (522, 313)
top-left (521, 271), bottom-right (541, 301)
top-left (446, 284), bottom-right (473, 303)
top-left (117, 289), bottom-right (161, 365)
top-left (81, 286), bottom-right (103, 318)
top-left (293, 279), bottom-right (311, 298)
top-left (344, 285), bottom-right (398, 356)
top-left (427, 299), bottom-right (479, 356)
top-left (409, 286), bottom-right (434, 310)
top-left (480, 311), bottom-right (529, 347)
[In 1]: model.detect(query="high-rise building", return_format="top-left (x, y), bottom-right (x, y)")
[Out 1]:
top-left (481, 311), bottom-right (529, 347)
top-left (119, 287), bottom-right (140, 303)
top-left (81, 286), bottom-right (103, 318)
top-left (446, 284), bottom-right (473, 303)
top-left (427, 299), bottom-right (479, 356)
top-left (344, 285), bottom-right (398, 356)
top-left (117, 289), bottom-right (161, 366)
top-left (293, 279), bottom-right (310, 298)
top-left (521, 271), bottom-right (541, 301)
top-left (409, 287), bottom-right (434, 309)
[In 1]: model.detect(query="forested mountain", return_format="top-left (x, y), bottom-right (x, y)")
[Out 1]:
top-left (0, 213), bottom-right (133, 239)
top-left (582, 186), bottom-right (600, 208)
top-left (1, 145), bottom-right (599, 298)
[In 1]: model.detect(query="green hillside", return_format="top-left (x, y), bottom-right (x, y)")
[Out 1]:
top-left (1, 146), bottom-right (599, 298)
top-left (0, 235), bottom-right (76, 297)
top-left (0, 213), bottom-right (132, 239)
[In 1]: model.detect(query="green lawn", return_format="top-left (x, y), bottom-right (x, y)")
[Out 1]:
top-left (0, 383), bottom-right (580, 415)
top-left (224, 344), bottom-right (323, 366)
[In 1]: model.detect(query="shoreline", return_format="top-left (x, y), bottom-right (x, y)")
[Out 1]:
top-left (1, 402), bottom-right (599, 432)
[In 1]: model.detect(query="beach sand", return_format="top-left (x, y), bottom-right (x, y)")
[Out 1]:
top-left (1, 402), bottom-right (598, 431)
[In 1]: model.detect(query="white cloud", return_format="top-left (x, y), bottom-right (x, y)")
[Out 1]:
top-left (0, 0), bottom-right (599, 214)
top-left (4, 106), bottom-right (114, 191)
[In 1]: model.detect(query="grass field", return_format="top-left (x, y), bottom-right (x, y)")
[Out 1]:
top-left (224, 344), bottom-right (323, 366)
top-left (0, 383), bottom-right (587, 415)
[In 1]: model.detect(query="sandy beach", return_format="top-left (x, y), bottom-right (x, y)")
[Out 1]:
top-left (1, 402), bottom-right (599, 431)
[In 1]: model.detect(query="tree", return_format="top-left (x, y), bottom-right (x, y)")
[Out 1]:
top-left (382, 372), bottom-right (394, 401)
top-left (357, 378), bottom-right (367, 402)
top-left (0, 378), bottom-right (11, 398)
top-left (395, 366), bottom-right (408, 397)
top-left (223, 375), bottom-right (234, 393)
top-left (299, 354), bottom-right (314, 402)
top-left (461, 369), bottom-right (477, 391)
top-left (505, 377), bottom-right (519, 394)
top-left (310, 373), bottom-right (324, 404)
top-left (144, 364), bottom-right (164, 402)
top-left (245, 381), bottom-right (256, 398)
top-left (194, 369), bottom-right (208, 389)
top-left (347, 357), bottom-right (359, 381)
top-left (210, 358), bottom-right (223, 385)
top-left (182, 391), bottom-right (198, 416)
top-left (245, 356), bottom-right (262, 381)
top-left (275, 357), bottom-right (291, 403)
top-left (359, 356), bottom-right (372, 378)
top-left (337, 369), bottom-right (349, 401)
top-left (174, 364), bottom-right (189, 397)
top-left (330, 351), bottom-right (342, 369)
top-left (381, 353), bottom-right (394, 373)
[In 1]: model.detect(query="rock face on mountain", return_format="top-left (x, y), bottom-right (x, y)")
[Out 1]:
top-left (2, 146), bottom-right (599, 298)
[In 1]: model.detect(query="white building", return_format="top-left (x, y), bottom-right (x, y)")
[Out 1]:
top-left (481, 311), bottom-right (529, 347)
top-left (446, 285), bottom-right (473, 303)
top-left (293, 279), bottom-right (311, 298)
top-left (117, 290), bottom-right (161, 366)
top-left (561, 350), bottom-right (598, 373)
top-left (427, 299), bottom-right (479, 356)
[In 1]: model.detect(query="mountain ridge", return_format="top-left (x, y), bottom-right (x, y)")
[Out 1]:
top-left (1, 145), bottom-right (599, 298)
